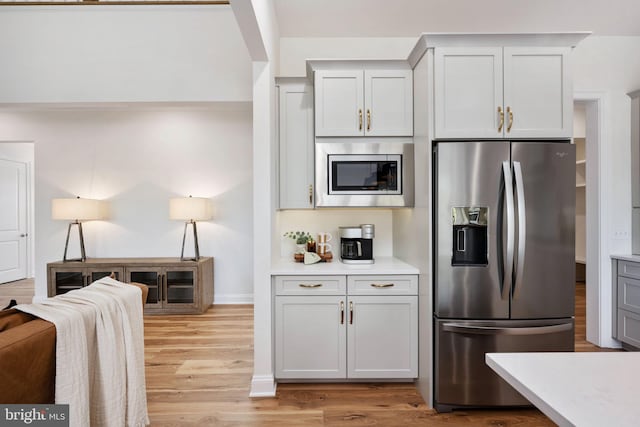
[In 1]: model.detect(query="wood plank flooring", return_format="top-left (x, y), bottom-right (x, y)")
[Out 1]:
top-left (143, 283), bottom-right (607, 426)
top-left (0, 278), bottom-right (34, 306)
top-left (1, 279), bottom-right (615, 425)
top-left (144, 305), bottom-right (560, 426)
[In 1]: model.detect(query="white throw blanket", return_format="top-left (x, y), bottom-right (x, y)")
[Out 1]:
top-left (16, 277), bottom-right (149, 427)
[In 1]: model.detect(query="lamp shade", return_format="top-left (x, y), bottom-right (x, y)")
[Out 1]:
top-left (52, 198), bottom-right (107, 221)
top-left (169, 197), bottom-right (211, 221)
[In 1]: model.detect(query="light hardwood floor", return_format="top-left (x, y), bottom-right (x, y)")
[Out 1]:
top-left (0, 278), bottom-right (34, 306)
top-left (1, 279), bottom-right (613, 425)
top-left (143, 282), bottom-right (607, 426)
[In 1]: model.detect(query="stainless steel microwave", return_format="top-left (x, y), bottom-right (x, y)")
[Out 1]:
top-left (315, 140), bottom-right (414, 207)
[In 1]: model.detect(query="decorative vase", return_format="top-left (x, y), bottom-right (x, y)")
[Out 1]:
top-left (296, 243), bottom-right (307, 254)
top-left (306, 241), bottom-right (316, 253)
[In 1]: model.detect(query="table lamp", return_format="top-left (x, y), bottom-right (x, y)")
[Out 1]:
top-left (52, 197), bottom-right (107, 262)
top-left (169, 196), bottom-right (211, 261)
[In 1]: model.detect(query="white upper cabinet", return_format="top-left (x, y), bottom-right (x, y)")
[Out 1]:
top-left (364, 70), bottom-right (414, 136)
top-left (314, 70), bottom-right (364, 137)
top-left (503, 47), bottom-right (572, 138)
top-left (277, 80), bottom-right (314, 209)
top-left (434, 47), bottom-right (503, 139)
top-left (315, 68), bottom-right (413, 137)
top-left (434, 45), bottom-right (572, 139)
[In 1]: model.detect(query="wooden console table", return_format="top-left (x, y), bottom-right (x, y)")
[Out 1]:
top-left (47, 257), bottom-right (214, 314)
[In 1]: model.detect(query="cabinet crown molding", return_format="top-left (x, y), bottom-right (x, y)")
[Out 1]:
top-left (408, 32), bottom-right (591, 69)
top-left (306, 59), bottom-right (410, 79)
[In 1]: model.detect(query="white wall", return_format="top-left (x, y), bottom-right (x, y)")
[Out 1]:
top-left (230, 0), bottom-right (281, 398)
top-left (0, 6), bottom-right (252, 103)
top-left (573, 36), bottom-right (640, 250)
top-left (279, 37), bottom-right (416, 76)
top-left (0, 106), bottom-right (253, 304)
top-left (572, 36), bottom-right (640, 344)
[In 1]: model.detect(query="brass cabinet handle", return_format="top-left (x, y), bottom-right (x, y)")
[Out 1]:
top-left (299, 283), bottom-right (322, 288)
top-left (349, 301), bottom-right (354, 324)
top-left (497, 106), bottom-right (504, 132)
top-left (370, 283), bottom-right (395, 288)
top-left (358, 109), bottom-right (363, 131)
top-left (340, 301), bottom-right (344, 324)
top-left (366, 109), bottom-right (371, 132)
top-left (507, 106), bottom-right (514, 132)
top-left (308, 184), bottom-right (313, 205)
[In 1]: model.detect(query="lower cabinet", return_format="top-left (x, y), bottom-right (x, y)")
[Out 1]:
top-left (613, 259), bottom-right (640, 350)
top-left (274, 274), bottom-right (418, 380)
top-left (47, 257), bottom-right (213, 314)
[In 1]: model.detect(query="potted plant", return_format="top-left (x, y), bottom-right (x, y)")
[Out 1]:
top-left (283, 231), bottom-right (314, 254)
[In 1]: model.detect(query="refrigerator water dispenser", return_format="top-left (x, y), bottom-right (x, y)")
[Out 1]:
top-left (451, 207), bottom-right (488, 266)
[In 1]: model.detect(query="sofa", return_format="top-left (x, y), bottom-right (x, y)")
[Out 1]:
top-left (0, 282), bottom-right (148, 404)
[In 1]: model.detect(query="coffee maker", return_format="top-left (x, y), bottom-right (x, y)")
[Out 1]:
top-left (339, 224), bottom-right (375, 264)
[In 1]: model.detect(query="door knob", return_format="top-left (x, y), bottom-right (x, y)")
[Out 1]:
top-left (20, 233), bottom-right (27, 237)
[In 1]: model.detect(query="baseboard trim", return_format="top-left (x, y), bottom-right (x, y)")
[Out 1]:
top-left (249, 375), bottom-right (277, 397)
top-left (214, 293), bottom-right (253, 304)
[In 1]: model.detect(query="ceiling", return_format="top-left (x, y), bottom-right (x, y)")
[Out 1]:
top-left (274, 0), bottom-right (640, 37)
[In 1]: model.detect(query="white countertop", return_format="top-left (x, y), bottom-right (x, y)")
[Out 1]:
top-left (611, 254), bottom-right (640, 263)
top-left (486, 352), bottom-right (640, 427)
top-left (271, 256), bottom-right (419, 275)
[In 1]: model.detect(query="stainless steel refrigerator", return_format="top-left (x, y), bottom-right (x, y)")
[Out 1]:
top-left (433, 141), bottom-right (575, 412)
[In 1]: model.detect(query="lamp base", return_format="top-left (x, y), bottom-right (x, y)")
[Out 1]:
top-left (180, 220), bottom-right (200, 261)
top-left (63, 221), bottom-right (86, 262)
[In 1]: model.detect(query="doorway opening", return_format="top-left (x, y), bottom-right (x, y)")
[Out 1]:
top-left (574, 93), bottom-right (617, 348)
top-left (573, 103), bottom-right (587, 347)
top-left (0, 142), bottom-right (34, 286)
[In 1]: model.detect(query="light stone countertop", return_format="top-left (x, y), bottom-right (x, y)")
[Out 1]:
top-left (271, 256), bottom-right (419, 275)
top-left (486, 352), bottom-right (640, 427)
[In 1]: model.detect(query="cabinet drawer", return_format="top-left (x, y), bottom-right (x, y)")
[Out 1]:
top-left (618, 261), bottom-right (640, 280)
top-left (618, 276), bottom-right (640, 314)
top-left (274, 276), bottom-right (346, 295)
top-left (347, 275), bottom-right (418, 295)
top-left (617, 309), bottom-right (640, 349)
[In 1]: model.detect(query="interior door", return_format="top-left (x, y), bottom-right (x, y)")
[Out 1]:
top-left (510, 142), bottom-right (575, 319)
top-left (435, 141), bottom-right (510, 319)
top-left (0, 158), bottom-right (27, 284)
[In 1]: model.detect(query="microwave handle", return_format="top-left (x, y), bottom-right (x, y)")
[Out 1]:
top-left (356, 241), bottom-right (362, 257)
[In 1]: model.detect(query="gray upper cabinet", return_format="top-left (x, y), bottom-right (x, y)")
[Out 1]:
top-left (277, 79), bottom-right (314, 209)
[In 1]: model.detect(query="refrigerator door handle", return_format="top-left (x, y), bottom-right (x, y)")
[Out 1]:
top-left (501, 161), bottom-right (515, 301)
top-left (442, 322), bottom-right (572, 336)
top-left (513, 161), bottom-right (527, 299)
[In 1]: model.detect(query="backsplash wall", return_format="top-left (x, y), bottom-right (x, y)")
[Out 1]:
top-left (276, 209), bottom-right (395, 259)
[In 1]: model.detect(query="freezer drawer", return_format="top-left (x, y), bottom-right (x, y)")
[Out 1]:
top-left (434, 318), bottom-right (574, 412)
